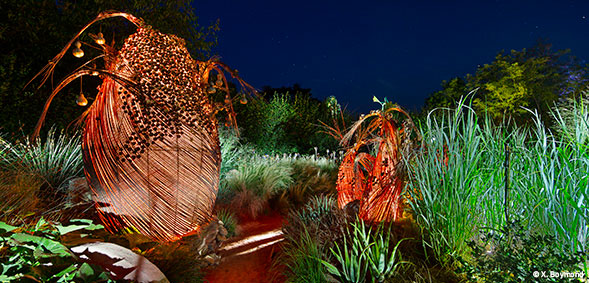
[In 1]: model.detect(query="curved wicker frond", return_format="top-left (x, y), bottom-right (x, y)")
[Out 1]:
top-left (335, 150), bottom-right (360, 208)
top-left (335, 104), bottom-right (418, 223)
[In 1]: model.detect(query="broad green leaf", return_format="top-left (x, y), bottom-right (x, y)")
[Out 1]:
top-left (56, 219), bottom-right (103, 235)
top-left (319, 259), bottom-right (341, 277)
top-left (0, 222), bottom-right (17, 233)
top-left (10, 233), bottom-right (71, 257)
top-left (69, 219), bottom-right (104, 231)
top-left (75, 262), bottom-right (95, 279)
top-left (56, 225), bottom-right (91, 235)
top-left (52, 264), bottom-right (77, 282)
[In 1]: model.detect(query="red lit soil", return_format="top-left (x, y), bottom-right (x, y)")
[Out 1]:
top-left (204, 213), bottom-right (286, 283)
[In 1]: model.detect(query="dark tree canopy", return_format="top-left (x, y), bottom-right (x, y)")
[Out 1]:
top-left (422, 41), bottom-right (589, 123)
top-left (0, 0), bottom-right (218, 137)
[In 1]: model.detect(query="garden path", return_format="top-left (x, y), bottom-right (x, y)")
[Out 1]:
top-left (204, 213), bottom-right (286, 282)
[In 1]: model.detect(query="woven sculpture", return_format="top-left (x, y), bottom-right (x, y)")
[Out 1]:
top-left (335, 104), bottom-right (419, 223)
top-left (29, 11), bottom-right (253, 241)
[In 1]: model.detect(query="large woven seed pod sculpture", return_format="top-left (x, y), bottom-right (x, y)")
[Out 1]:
top-left (29, 12), bottom-right (254, 241)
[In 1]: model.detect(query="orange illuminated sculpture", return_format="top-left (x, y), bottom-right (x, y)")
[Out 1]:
top-left (335, 98), bottom-right (419, 223)
top-left (28, 11), bottom-right (254, 241)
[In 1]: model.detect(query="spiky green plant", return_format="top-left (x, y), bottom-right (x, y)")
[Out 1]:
top-left (291, 195), bottom-right (338, 224)
top-left (319, 218), bottom-right (410, 282)
top-left (321, 231), bottom-right (368, 283)
top-left (364, 227), bottom-right (410, 282)
top-left (1, 128), bottom-right (83, 190)
top-left (216, 208), bottom-right (237, 237)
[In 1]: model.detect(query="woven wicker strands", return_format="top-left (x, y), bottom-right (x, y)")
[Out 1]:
top-left (335, 106), bottom-right (419, 223)
top-left (29, 12), bottom-right (254, 241)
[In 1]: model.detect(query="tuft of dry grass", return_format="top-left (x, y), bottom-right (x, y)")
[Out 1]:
top-left (276, 157), bottom-right (338, 213)
top-left (220, 156), bottom-right (293, 218)
top-left (0, 171), bottom-right (42, 223)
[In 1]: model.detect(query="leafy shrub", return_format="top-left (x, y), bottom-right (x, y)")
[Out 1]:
top-left (0, 218), bottom-right (112, 282)
top-left (219, 125), bottom-right (254, 179)
top-left (458, 220), bottom-right (585, 282)
top-left (280, 196), bottom-right (348, 282)
top-left (236, 93), bottom-right (296, 154)
top-left (234, 89), bottom-right (345, 154)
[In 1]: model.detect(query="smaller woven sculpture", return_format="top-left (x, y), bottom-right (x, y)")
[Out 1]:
top-left (335, 103), bottom-right (419, 223)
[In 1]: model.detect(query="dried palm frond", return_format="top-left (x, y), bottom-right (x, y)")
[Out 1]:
top-left (28, 11), bottom-right (255, 241)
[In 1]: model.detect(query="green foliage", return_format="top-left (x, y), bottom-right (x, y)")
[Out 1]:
top-left (553, 87), bottom-right (589, 144)
top-left (234, 87), bottom-right (345, 154)
top-left (218, 143), bottom-right (340, 218)
top-left (473, 59), bottom-right (530, 119)
top-left (319, 218), bottom-right (409, 283)
top-left (406, 100), bottom-right (589, 269)
top-left (234, 93), bottom-right (295, 154)
top-left (424, 77), bottom-right (468, 111)
top-left (280, 227), bottom-right (327, 283)
top-left (1, 128), bottom-right (83, 190)
top-left (223, 156), bottom-right (293, 197)
top-left (0, 0), bottom-right (218, 135)
top-left (216, 209), bottom-right (237, 238)
top-left (321, 233), bottom-right (368, 283)
top-left (283, 195), bottom-right (348, 251)
top-left (458, 220), bottom-right (585, 283)
top-left (262, 93), bottom-right (297, 152)
top-left (291, 195), bottom-right (337, 224)
top-left (279, 157), bottom-right (338, 210)
top-left (0, 218), bottom-right (112, 282)
top-left (219, 125), bottom-right (253, 179)
top-left (280, 196), bottom-right (348, 282)
top-left (423, 43), bottom-right (584, 123)
top-left (220, 156), bottom-right (293, 218)
top-left (471, 52), bottom-right (560, 121)
top-left (365, 230), bottom-right (409, 282)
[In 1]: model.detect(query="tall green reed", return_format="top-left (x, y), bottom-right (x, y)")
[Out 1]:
top-left (406, 100), bottom-right (588, 266)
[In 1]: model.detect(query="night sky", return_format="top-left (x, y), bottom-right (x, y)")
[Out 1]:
top-left (197, 0), bottom-right (589, 113)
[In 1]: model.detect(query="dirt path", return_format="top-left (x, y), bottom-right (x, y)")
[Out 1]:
top-left (204, 213), bottom-right (286, 283)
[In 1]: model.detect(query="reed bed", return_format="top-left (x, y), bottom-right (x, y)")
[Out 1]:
top-left (406, 100), bottom-right (588, 266)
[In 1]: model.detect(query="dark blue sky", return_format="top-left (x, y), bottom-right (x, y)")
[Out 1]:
top-left (196, 0), bottom-right (589, 113)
